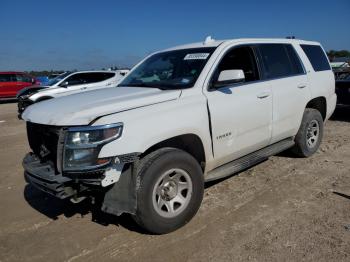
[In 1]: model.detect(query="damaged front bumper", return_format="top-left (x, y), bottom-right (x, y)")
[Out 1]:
top-left (23, 153), bottom-right (77, 199)
top-left (23, 152), bottom-right (139, 216)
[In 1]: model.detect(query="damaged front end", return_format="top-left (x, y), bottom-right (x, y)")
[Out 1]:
top-left (23, 122), bottom-right (140, 215)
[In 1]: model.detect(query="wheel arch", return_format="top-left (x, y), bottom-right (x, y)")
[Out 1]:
top-left (305, 96), bottom-right (327, 120)
top-left (141, 134), bottom-right (206, 171)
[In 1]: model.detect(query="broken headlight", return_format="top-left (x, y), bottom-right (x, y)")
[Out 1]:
top-left (63, 123), bottom-right (123, 171)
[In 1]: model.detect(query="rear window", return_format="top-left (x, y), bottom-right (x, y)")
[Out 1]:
top-left (258, 44), bottom-right (304, 79)
top-left (0, 74), bottom-right (15, 82)
top-left (300, 44), bottom-right (331, 72)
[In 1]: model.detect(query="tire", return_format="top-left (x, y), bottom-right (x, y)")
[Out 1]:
top-left (291, 108), bottom-right (324, 157)
top-left (133, 148), bottom-right (204, 234)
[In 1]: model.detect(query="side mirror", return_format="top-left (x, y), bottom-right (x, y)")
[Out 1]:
top-left (59, 81), bottom-right (69, 88)
top-left (213, 69), bottom-right (245, 88)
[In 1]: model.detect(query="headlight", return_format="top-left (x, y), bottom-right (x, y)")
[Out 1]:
top-left (63, 123), bottom-right (123, 171)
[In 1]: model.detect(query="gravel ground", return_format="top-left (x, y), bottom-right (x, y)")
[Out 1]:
top-left (0, 102), bottom-right (349, 262)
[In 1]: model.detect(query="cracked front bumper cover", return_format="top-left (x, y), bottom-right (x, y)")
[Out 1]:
top-left (23, 153), bottom-right (75, 199)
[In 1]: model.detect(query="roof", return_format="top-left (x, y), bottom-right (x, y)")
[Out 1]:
top-left (163, 38), bottom-right (320, 52)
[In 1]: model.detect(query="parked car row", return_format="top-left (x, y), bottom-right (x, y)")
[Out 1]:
top-left (20, 37), bottom-right (336, 234)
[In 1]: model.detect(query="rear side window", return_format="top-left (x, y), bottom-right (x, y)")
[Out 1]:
top-left (300, 44), bottom-right (331, 72)
top-left (83, 72), bottom-right (115, 83)
top-left (16, 74), bottom-right (32, 83)
top-left (258, 44), bottom-right (304, 79)
top-left (0, 74), bottom-right (15, 82)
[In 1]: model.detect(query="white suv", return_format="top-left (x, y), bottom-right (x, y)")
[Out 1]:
top-left (17, 70), bottom-right (128, 116)
top-left (22, 37), bottom-right (336, 234)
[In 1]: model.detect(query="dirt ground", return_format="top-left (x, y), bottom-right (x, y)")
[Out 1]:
top-left (0, 102), bottom-right (349, 262)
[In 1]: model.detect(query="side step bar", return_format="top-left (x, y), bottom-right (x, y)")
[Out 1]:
top-left (205, 138), bottom-right (295, 182)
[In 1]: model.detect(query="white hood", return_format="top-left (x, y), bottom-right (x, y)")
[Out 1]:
top-left (22, 87), bottom-right (181, 126)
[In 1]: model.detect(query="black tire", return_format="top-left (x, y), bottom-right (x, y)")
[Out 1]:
top-left (133, 148), bottom-right (204, 234)
top-left (291, 108), bottom-right (324, 157)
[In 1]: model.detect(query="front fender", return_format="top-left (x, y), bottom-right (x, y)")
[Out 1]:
top-left (94, 95), bottom-right (212, 162)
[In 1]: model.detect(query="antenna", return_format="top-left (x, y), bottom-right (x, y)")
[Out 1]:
top-left (204, 36), bottom-right (215, 45)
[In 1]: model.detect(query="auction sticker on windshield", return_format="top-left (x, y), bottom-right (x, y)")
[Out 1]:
top-left (184, 53), bottom-right (210, 60)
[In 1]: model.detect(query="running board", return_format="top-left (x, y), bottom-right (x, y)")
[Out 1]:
top-left (205, 138), bottom-right (295, 182)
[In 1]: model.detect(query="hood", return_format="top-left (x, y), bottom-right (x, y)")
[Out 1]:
top-left (22, 87), bottom-right (181, 126)
top-left (16, 85), bottom-right (48, 98)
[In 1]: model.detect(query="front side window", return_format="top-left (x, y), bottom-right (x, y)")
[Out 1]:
top-left (258, 44), bottom-right (304, 79)
top-left (211, 45), bottom-right (260, 84)
top-left (0, 74), bottom-right (15, 82)
top-left (119, 47), bottom-right (216, 89)
top-left (300, 44), bottom-right (331, 72)
top-left (62, 73), bottom-right (86, 86)
top-left (47, 72), bottom-right (71, 86)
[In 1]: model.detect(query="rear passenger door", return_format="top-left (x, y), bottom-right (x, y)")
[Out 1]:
top-left (257, 44), bottom-right (311, 143)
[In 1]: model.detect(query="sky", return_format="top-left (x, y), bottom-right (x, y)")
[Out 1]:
top-left (1, 0), bottom-right (349, 71)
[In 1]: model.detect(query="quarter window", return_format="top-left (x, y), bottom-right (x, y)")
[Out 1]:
top-left (300, 44), bottom-right (331, 72)
top-left (258, 44), bottom-right (304, 79)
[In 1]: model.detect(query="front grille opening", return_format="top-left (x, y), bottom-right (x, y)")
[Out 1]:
top-left (26, 122), bottom-right (62, 172)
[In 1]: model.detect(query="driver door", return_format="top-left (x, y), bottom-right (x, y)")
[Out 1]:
top-left (205, 45), bottom-right (272, 168)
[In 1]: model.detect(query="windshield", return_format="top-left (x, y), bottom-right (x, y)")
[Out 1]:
top-left (118, 47), bottom-right (216, 89)
top-left (46, 72), bottom-right (71, 86)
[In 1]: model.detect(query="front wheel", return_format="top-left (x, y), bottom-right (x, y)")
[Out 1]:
top-left (133, 148), bottom-right (204, 234)
top-left (291, 108), bottom-right (324, 157)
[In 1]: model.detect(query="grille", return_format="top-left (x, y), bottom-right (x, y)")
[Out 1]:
top-left (26, 122), bottom-right (61, 171)
top-left (18, 98), bottom-right (33, 114)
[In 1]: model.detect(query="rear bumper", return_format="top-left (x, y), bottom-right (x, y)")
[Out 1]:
top-left (23, 153), bottom-right (74, 199)
top-left (326, 93), bottom-right (337, 120)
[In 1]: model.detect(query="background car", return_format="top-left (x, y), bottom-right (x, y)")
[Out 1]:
top-left (17, 70), bottom-right (127, 117)
top-left (335, 70), bottom-right (350, 105)
top-left (0, 72), bottom-right (39, 99)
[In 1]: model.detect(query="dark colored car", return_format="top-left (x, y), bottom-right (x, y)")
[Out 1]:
top-left (335, 70), bottom-right (350, 105)
top-left (0, 72), bottom-right (40, 99)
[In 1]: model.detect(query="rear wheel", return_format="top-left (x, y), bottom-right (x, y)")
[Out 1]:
top-left (133, 148), bottom-right (204, 234)
top-left (291, 108), bottom-right (324, 157)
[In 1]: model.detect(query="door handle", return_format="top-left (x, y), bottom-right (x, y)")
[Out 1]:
top-left (297, 84), bottom-right (307, 89)
top-left (80, 87), bottom-right (87, 90)
top-left (257, 92), bottom-right (270, 99)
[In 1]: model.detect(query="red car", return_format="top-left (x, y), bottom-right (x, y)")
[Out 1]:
top-left (0, 72), bottom-right (39, 99)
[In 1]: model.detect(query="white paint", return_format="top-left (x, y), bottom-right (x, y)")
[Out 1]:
top-left (101, 164), bottom-right (124, 187)
top-left (22, 37), bottom-right (336, 178)
top-left (0, 120), bottom-right (5, 123)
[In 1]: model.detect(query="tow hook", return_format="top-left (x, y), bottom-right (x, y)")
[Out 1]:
top-left (70, 195), bottom-right (87, 204)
